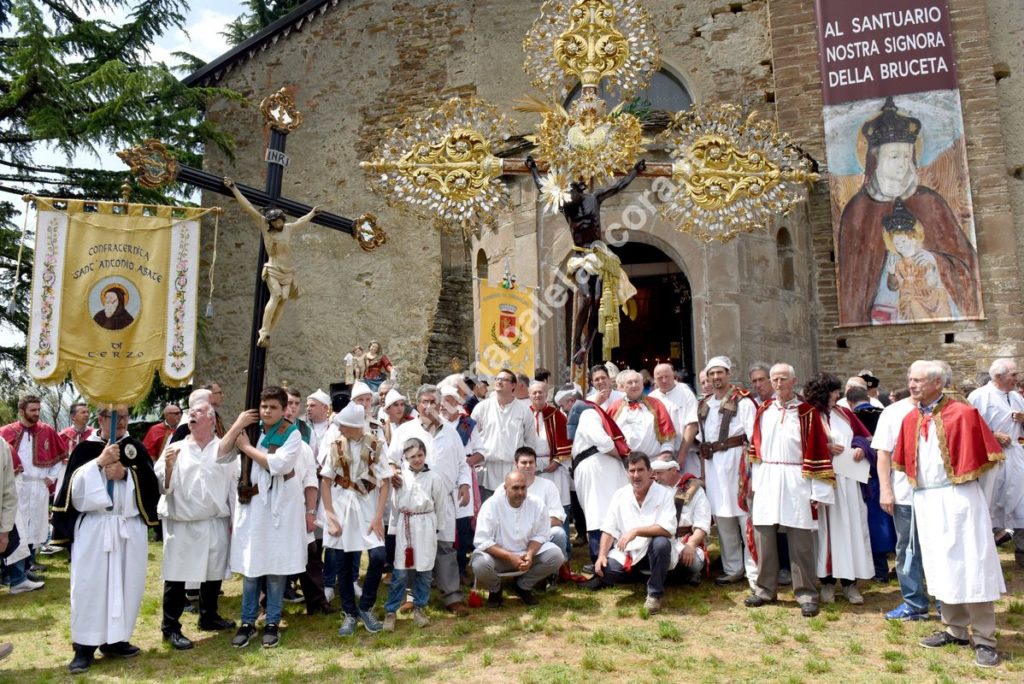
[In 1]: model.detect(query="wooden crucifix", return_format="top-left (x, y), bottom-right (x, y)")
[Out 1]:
top-left (120, 88), bottom-right (387, 501)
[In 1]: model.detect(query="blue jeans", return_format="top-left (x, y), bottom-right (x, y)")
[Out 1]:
top-left (4, 557), bottom-right (27, 586)
top-left (384, 569), bottom-right (432, 613)
top-left (601, 536), bottom-right (672, 598)
top-left (338, 546), bottom-right (385, 616)
top-left (323, 547), bottom-right (340, 591)
top-left (588, 530), bottom-right (603, 563)
top-left (242, 574), bottom-right (285, 626)
top-left (893, 503), bottom-right (929, 613)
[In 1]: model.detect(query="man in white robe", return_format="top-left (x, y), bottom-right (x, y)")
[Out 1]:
top-left (648, 363), bottom-right (699, 471)
top-left (895, 360), bottom-right (1006, 669)
top-left (471, 470), bottom-right (564, 607)
top-left (586, 453), bottom-right (678, 614)
top-left (223, 386), bottom-right (307, 649)
top-left (607, 370), bottom-right (676, 459)
top-left (52, 405), bottom-right (159, 674)
top-left (155, 400), bottom-right (237, 650)
top-left (586, 364), bottom-right (624, 410)
top-left (387, 384), bottom-right (470, 616)
top-left (745, 364), bottom-right (835, 619)
top-left (968, 358), bottom-right (1024, 565)
top-left (695, 356), bottom-right (758, 586)
top-left (571, 400), bottom-right (629, 564)
top-left (470, 369), bottom-right (539, 499)
top-left (651, 458), bottom-right (711, 584)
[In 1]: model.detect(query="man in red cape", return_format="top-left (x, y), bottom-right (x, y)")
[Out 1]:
top-left (607, 370), bottom-right (677, 459)
top-left (744, 364), bottom-right (833, 619)
top-left (893, 360), bottom-right (1005, 669)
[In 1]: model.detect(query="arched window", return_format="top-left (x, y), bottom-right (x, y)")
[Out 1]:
top-left (776, 227), bottom-right (795, 291)
top-left (476, 249), bottom-right (488, 281)
top-left (565, 68), bottom-right (693, 113)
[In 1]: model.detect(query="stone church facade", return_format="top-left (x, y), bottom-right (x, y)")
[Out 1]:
top-left (187, 0), bottom-right (1023, 412)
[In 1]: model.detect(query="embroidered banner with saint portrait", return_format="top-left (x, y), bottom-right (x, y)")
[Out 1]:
top-left (476, 281), bottom-right (536, 378)
top-left (814, 0), bottom-right (984, 327)
top-left (26, 198), bottom-right (205, 404)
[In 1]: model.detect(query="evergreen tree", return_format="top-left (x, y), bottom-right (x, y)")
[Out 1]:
top-left (222, 0), bottom-right (306, 46)
top-left (0, 1), bottom-right (239, 386)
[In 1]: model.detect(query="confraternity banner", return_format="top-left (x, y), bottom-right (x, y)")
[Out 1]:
top-left (27, 198), bottom-right (204, 405)
top-left (815, 0), bottom-right (984, 327)
top-left (476, 281), bottom-right (536, 378)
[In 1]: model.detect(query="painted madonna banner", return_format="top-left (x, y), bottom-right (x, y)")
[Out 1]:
top-left (27, 198), bottom-right (204, 404)
top-left (476, 281), bottom-right (536, 377)
top-left (815, 0), bottom-right (984, 327)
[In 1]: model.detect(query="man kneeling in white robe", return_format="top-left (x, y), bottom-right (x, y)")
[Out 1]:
top-left (155, 399), bottom-right (238, 650)
top-left (51, 405), bottom-right (159, 675)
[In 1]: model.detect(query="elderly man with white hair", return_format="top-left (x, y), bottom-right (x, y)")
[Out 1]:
top-left (696, 356), bottom-right (758, 586)
top-left (155, 398), bottom-right (239, 650)
top-left (305, 390), bottom-right (332, 460)
top-left (895, 360), bottom-right (1005, 668)
top-left (607, 370), bottom-right (677, 460)
top-left (744, 363), bottom-right (834, 619)
top-left (968, 358), bottom-right (1024, 565)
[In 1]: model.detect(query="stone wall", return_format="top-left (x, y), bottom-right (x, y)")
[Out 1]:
top-left (769, 0), bottom-right (1024, 392)
top-left (197, 0), bottom-right (1024, 409)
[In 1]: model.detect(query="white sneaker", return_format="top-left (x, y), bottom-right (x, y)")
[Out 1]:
top-left (843, 584), bottom-right (864, 605)
top-left (324, 587), bottom-right (335, 604)
top-left (820, 584), bottom-right (835, 604)
top-left (353, 582), bottom-right (362, 599)
top-left (10, 578), bottom-right (44, 594)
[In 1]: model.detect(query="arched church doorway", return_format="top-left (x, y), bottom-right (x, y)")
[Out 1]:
top-left (567, 241), bottom-right (694, 385)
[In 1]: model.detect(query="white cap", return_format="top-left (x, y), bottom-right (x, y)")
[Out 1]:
top-left (650, 458), bottom-right (680, 471)
top-left (334, 403), bottom-right (365, 428)
top-left (439, 386), bottom-right (460, 401)
top-left (308, 389), bottom-right (330, 407)
top-left (383, 389), bottom-right (407, 409)
top-left (554, 389), bottom-right (575, 405)
top-left (703, 355), bottom-right (732, 374)
top-left (350, 381), bottom-right (373, 400)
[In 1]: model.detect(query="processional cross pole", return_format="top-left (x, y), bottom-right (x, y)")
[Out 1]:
top-left (120, 88), bottom-right (387, 500)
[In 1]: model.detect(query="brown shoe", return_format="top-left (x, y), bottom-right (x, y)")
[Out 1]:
top-left (447, 601), bottom-right (469, 617)
top-left (398, 600), bottom-right (414, 614)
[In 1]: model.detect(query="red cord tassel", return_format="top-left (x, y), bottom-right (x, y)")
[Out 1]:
top-left (405, 546), bottom-right (414, 567)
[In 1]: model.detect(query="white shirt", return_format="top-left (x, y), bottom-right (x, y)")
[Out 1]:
top-left (307, 419), bottom-right (331, 463)
top-left (587, 388), bottom-right (624, 411)
top-left (870, 397), bottom-right (916, 506)
top-left (473, 492), bottom-right (552, 555)
top-left (470, 396), bottom-right (539, 490)
top-left (387, 418), bottom-right (464, 541)
top-left (612, 400), bottom-right (674, 457)
top-left (155, 436), bottom-right (233, 522)
top-left (601, 481), bottom-right (678, 568)
top-left (649, 383), bottom-right (699, 452)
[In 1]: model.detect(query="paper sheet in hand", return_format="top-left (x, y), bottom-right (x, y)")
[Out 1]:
top-left (832, 447), bottom-right (870, 484)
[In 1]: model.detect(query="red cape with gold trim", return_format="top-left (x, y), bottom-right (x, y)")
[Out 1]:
top-left (1, 421), bottom-right (66, 471)
top-left (531, 404), bottom-right (572, 462)
top-left (748, 398), bottom-right (834, 482)
top-left (892, 395), bottom-right (1004, 487)
top-left (607, 396), bottom-right (678, 445)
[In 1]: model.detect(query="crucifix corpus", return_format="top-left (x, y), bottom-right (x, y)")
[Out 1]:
top-left (119, 87), bottom-right (388, 501)
top-left (360, 0), bottom-right (818, 386)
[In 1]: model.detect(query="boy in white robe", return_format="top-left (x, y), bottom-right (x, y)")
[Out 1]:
top-left (321, 403), bottom-right (392, 635)
top-left (383, 438), bottom-right (447, 631)
top-left (223, 386), bottom-right (306, 649)
top-left (51, 405), bottom-right (159, 675)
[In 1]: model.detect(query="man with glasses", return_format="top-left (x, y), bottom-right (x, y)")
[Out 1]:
top-left (52, 405), bottom-right (159, 674)
top-left (143, 404), bottom-right (183, 461)
top-left (470, 369), bottom-right (539, 502)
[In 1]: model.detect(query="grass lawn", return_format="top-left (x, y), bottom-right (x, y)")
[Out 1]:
top-left (2, 540), bottom-right (1023, 683)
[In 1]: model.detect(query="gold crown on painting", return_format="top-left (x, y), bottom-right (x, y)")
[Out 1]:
top-left (882, 198), bottom-right (918, 234)
top-left (862, 96), bottom-right (921, 147)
